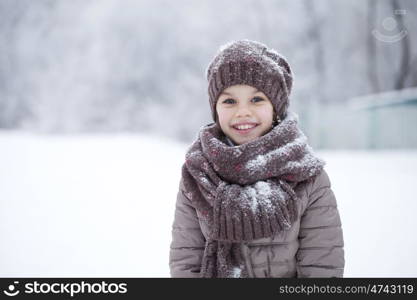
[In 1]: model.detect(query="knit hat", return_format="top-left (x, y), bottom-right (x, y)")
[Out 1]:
top-left (205, 39), bottom-right (293, 125)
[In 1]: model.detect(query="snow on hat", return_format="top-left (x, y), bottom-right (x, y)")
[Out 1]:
top-left (205, 39), bottom-right (293, 124)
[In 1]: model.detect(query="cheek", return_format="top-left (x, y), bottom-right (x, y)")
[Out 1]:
top-left (216, 108), bottom-right (230, 132)
top-left (258, 107), bottom-right (274, 123)
top-left (216, 107), bottom-right (231, 123)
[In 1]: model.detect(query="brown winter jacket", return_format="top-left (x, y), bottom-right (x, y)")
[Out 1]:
top-left (169, 169), bottom-right (344, 278)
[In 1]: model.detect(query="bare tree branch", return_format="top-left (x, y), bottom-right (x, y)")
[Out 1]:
top-left (392, 0), bottom-right (411, 89)
top-left (367, 0), bottom-right (380, 93)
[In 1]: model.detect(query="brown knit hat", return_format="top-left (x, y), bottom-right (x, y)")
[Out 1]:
top-left (206, 39), bottom-right (293, 124)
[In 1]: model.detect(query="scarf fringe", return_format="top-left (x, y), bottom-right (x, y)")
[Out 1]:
top-left (211, 179), bottom-right (299, 242)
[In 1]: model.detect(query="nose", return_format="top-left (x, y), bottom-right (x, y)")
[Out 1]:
top-left (235, 103), bottom-right (252, 118)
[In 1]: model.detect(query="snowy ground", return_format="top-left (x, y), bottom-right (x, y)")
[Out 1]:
top-left (0, 132), bottom-right (416, 277)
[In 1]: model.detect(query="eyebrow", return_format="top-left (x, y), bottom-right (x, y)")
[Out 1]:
top-left (220, 88), bottom-right (261, 96)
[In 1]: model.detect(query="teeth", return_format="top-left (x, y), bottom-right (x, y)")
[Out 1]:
top-left (235, 124), bottom-right (256, 130)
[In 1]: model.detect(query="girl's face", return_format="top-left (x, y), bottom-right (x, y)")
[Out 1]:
top-left (216, 84), bottom-right (274, 145)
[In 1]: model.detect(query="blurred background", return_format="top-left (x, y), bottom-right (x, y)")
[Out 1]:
top-left (1, 0), bottom-right (416, 277)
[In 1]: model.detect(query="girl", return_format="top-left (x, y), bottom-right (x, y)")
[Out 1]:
top-left (169, 39), bottom-right (344, 278)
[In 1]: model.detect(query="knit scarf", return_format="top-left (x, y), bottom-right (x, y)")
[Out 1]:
top-left (181, 111), bottom-right (325, 278)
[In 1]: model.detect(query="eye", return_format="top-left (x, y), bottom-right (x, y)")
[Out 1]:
top-left (222, 98), bottom-right (236, 104)
top-left (252, 97), bottom-right (264, 103)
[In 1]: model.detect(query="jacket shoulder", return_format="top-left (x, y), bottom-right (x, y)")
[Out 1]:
top-left (304, 168), bottom-right (338, 211)
top-left (177, 175), bottom-right (194, 206)
top-left (306, 169), bottom-right (331, 195)
top-left (179, 176), bottom-right (186, 192)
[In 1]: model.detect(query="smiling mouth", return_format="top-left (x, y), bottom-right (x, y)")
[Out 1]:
top-left (231, 123), bottom-right (259, 134)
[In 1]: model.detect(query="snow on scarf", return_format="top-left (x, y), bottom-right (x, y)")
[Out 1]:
top-left (181, 111), bottom-right (325, 278)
